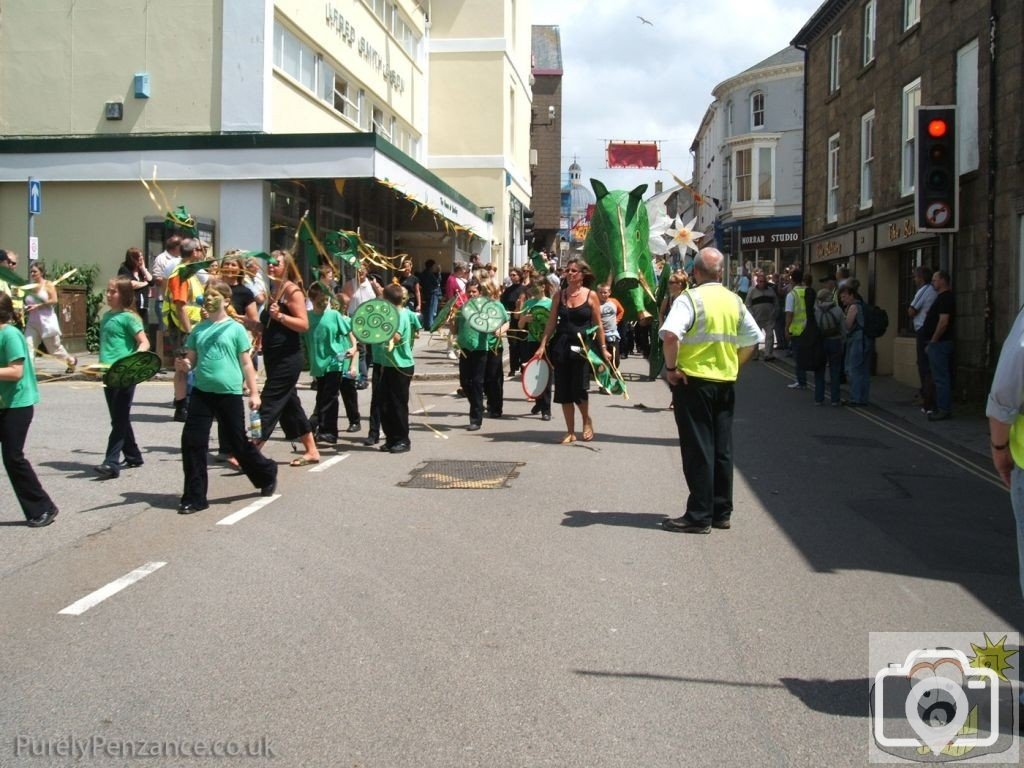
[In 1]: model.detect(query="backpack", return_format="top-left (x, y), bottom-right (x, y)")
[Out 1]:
top-left (862, 303), bottom-right (889, 339)
top-left (817, 306), bottom-right (841, 338)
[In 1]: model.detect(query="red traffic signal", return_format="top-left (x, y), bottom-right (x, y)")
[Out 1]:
top-left (927, 119), bottom-right (948, 139)
top-left (915, 106), bottom-right (958, 232)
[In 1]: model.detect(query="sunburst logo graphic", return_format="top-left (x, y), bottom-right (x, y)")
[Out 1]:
top-left (969, 633), bottom-right (1017, 682)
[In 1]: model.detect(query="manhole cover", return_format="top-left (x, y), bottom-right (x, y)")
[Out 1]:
top-left (814, 434), bottom-right (888, 448)
top-left (399, 460), bottom-right (524, 489)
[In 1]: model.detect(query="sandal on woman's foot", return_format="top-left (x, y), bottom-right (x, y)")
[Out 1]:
top-left (560, 434), bottom-right (577, 445)
top-left (582, 421), bottom-right (594, 441)
top-left (289, 456), bottom-right (320, 467)
top-left (226, 457), bottom-right (241, 470)
top-left (65, 356), bottom-right (78, 374)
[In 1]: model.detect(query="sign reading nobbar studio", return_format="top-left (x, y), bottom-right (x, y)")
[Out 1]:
top-left (739, 228), bottom-right (801, 248)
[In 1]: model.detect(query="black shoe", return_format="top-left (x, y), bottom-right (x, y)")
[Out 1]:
top-left (389, 442), bottom-right (411, 454)
top-left (530, 404), bottom-right (541, 415)
top-left (346, 423), bottom-right (361, 433)
top-left (118, 458), bottom-right (144, 469)
top-left (541, 412), bottom-right (551, 421)
top-left (26, 507), bottom-right (59, 528)
top-left (379, 443), bottom-right (392, 452)
top-left (260, 479), bottom-right (277, 497)
top-left (95, 463), bottom-right (120, 479)
top-left (467, 423), bottom-right (481, 431)
top-left (177, 502), bottom-right (209, 515)
top-left (712, 520), bottom-right (732, 530)
top-left (365, 435), bottom-right (380, 446)
top-left (486, 411), bottom-right (502, 419)
top-left (318, 433), bottom-right (338, 444)
top-left (355, 380), bottom-right (369, 390)
top-left (927, 409), bottom-right (951, 421)
top-left (173, 399), bottom-right (188, 422)
top-left (661, 516), bottom-right (711, 534)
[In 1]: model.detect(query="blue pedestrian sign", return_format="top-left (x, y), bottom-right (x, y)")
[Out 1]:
top-left (28, 179), bottom-right (42, 215)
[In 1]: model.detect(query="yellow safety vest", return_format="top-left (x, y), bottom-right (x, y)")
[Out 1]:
top-left (675, 283), bottom-right (743, 383)
top-left (789, 286), bottom-right (807, 336)
top-left (162, 265), bottom-right (204, 330)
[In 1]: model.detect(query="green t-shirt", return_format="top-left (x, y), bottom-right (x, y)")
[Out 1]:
top-left (522, 297), bottom-right (552, 342)
top-left (372, 306), bottom-right (421, 368)
top-left (0, 324), bottom-right (38, 409)
top-left (186, 318), bottom-right (251, 394)
top-left (99, 309), bottom-right (145, 365)
top-left (306, 309), bottom-right (354, 377)
top-left (456, 303), bottom-right (509, 352)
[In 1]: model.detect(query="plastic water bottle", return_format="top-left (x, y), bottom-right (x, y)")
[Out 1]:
top-left (249, 409), bottom-right (262, 440)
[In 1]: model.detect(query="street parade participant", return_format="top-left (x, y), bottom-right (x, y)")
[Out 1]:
top-left (95, 278), bottom-right (149, 480)
top-left (518, 279), bottom-right (552, 421)
top-left (659, 247), bottom-right (762, 534)
top-left (305, 281), bottom-right (359, 443)
top-left (0, 292), bottom-right (59, 527)
top-left (457, 278), bottom-right (510, 431)
top-left (535, 257), bottom-right (610, 444)
top-left (255, 251), bottom-right (320, 467)
top-left (23, 261), bottom-right (77, 374)
top-left (177, 279), bottom-right (277, 514)
top-left (373, 283), bottom-right (422, 453)
top-left (164, 237), bottom-right (205, 421)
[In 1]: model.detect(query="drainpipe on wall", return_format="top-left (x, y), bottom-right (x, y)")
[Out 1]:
top-left (794, 42), bottom-right (808, 272)
top-left (983, 3), bottom-right (998, 372)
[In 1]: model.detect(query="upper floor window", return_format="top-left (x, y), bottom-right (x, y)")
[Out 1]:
top-left (827, 133), bottom-right (840, 223)
top-left (731, 143), bottom-right (775, 205)
top-left (904, 0), bottom-right (921, 31)
top-left (863, 0), bottom-right (876, 66)
top-left (860, 111), bottom-right (875, 208)
top-left (725, 101), bottom-right (733, 137)
top-left (829, 30), bottom-right (842, 93)
top-left (901, 78), bottom-right (921, 196)
top-left (751, 92), bottom-right (765, 129)
top-left (735, 149), bottom-right (752, 203)
top-left (274, 20), bottom-right (360, 124)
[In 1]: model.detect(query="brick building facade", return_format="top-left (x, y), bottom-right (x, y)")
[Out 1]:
top-left (529, 25), bottom-right (563, 252)
top-left (794, 0), bottom-right (1024, 399)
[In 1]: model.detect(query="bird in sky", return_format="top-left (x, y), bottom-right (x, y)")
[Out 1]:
top-left (637, 15), bottom-right (653, 26)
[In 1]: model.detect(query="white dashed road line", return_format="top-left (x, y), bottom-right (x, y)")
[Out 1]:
top-left (216, 495), bottom-right (282, 526)
top-left (309, 454), bottom-right (349, 473)
top-left (58, 561), bottom-right (167, 616)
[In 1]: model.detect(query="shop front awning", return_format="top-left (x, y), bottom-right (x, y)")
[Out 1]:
top-left (0, 132), bottom-right (492, 238)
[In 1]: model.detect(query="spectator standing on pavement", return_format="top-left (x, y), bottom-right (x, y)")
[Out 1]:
top-left (23, 261), bottom-right (78, 374)
top-left (500, 268), bottom-right (526, 378)
top-left (838, 279), bottom-right (872, 407)
top-left (813, 288), bottom-right (845, 406)
top-left (986, 305), bottom-right (1024, 600)
top-left (907, 266), bottom-right (938, 412)
top-left (0, 292), bottom-right (59, 527)
top-left (659, 247), bottom-right (763, 534)
top-left (772, 271), bottom-right (789, 352)
top-left (397, 257), bottom-right (421, 317)
top-left (150, 235), bottom-right (181, 340)
top-left (164, 238), bottom-right (205, 421)
top-left (117, 247), bottom-right (153, 316)
top-left (745, 269), bottom-right (778, 361)
top-left (923, 270), bottom-right (955, 421)
top-left (785, 270), bottom-right (813, 390)
top-left (419, 259), bottom-right (442, 331)
top-left (95, 277), bottom-right (149, 480)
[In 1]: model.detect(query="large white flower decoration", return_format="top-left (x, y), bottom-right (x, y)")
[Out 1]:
top-left (646, 200), bottom-right (672, 256)
top-left (666, 216), bottom-right (704, 256)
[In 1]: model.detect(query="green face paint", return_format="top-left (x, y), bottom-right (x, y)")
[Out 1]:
top-left (203, 291), bottom-right (224, 314)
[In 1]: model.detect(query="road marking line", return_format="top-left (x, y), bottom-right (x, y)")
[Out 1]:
top-left (309, 454), bottom-right (348, 473)
top-left (58, 562), bottom-right (166, 616)
top-left (216, 495), bottom-right (281, 526)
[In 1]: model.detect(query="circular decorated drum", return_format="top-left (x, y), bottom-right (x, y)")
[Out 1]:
top-left (429, 295), bottom-right (459, 333)
top-left (103, 351), bottom-right (161, 388)
top-left (352, 299), bottom-right (401, 345)
top-left (527, 305), bottom-right (550, 340)
top-left (461, 297), bottom-right (506, 333)
top-left (521, 356), bottom-right (551, 399)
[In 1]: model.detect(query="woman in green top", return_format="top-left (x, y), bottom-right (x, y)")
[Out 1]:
top-left (177, 280), bottom-right (277, 514)
top-left (0, 292), bottom-right (59, 527)
top-left (95, 278), bottom-right (150, 479)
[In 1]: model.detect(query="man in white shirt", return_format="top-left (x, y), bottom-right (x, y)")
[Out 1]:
top-left (907, 266), bottom-right (938, 410)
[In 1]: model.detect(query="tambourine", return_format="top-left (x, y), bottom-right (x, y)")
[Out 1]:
top-left (521, 356), bottom-right (551, 399)
top-left (461, 297), bottom-right (506, 333)
top-left (103, 351), bottom-right (162, 388)
top-left (351, 299), bottom-right (400, 345)
top-left (526, 305), bottom-right (550, 340)
top-left (429, 295), bottom-right (460, 332)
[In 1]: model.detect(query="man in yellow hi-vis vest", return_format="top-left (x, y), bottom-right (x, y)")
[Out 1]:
top-left (785, 269), bottom-right (814, 389)
top-left (659, 248), bottom-right (763, 534)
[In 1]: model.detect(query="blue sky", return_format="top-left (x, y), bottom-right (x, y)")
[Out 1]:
top-left (531, 0), bottom-right (825, 194)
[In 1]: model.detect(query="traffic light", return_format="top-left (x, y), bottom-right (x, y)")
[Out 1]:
top-left (522, 208), bottom-right (536, 244)
top-left (915, 106), bottom-right (958, 232)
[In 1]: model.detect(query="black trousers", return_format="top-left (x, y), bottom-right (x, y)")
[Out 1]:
top-left (460, 350), bottom-right (487, 425)
top-left (311, 372), bottom-right (341, 437)
top-left (508, 335), bottom-right (524, 376)
top-left (485, 347), bottom-right (504, 415)
top-left (103, 385), bottom-right (142, 466)
top-left (672, 376), bottom-right (735, 526)
top-left (0, 405), bottom-right (57, 521)
top-left (367, 363), bottom-right (382, 440)
top-left (379, 364), bottom-right (413, 447)
top-left (259, 349), bottom-right (311, 440)
top-left (181, 389), bottom-right (278, 507)
top-left (521, 340), bottom-right (551, 414)
top-left (340, 375), bottom-right (360, 427)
